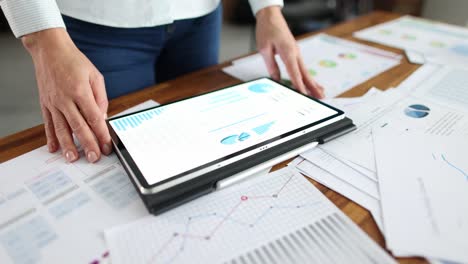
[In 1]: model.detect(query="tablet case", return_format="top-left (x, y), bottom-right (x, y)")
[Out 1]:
top-left (114, 116), bottom-right (356, 215)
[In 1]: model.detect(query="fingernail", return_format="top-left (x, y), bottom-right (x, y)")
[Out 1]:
top-left (48, 142), bottom-right (56, 152)
top-left (65, 151), bottom-right (77, 162)
top-left (87, 151), bottom-right (99, 163)
top-left (102, 143), bottom-right (112, 155)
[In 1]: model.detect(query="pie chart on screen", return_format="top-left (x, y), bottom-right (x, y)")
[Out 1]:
top-left (404, 104), bottom-right (430, 118)
top-left (220, 132), bottom-right (251, 145)
top-left (249, 83), bottom-right (274, 93)
top-left (221, 135), bottom-right (238, 145)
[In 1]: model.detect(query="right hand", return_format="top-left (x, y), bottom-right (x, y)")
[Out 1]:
top-left (22, 28), bottom-right (112, 163)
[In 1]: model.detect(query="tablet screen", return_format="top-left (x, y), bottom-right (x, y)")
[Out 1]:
top-left (109, 78), bottom-right (339, 186)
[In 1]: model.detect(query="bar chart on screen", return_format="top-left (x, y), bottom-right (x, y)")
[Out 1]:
top-left (112, 108), bottom-right (165, 131)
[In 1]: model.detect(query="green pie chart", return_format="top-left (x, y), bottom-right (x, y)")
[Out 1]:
top-left (319, 60), bottom-right (337, 68)
top-left (402, 34), bottom-right (417, 40)
top-left (379, 29), bottom-right (392, 35)
top-left (429, 41), bottom-right (446, 48)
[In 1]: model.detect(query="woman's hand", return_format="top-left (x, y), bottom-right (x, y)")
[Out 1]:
top-left (23, 28), bottom-right (112, 163)
top-left (255, 6), bottom-right (325, 98)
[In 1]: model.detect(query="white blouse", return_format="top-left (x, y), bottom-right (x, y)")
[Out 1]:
top-left (1, 0), bottom-right (283, 38)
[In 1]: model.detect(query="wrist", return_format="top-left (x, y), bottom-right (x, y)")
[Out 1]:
top-left (255, 5), bottom-right (282, 20)
top-left (22, 28), bottom-right (73, 56)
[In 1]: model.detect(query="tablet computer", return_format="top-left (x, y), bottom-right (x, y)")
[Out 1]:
top-left (107, 78), bottom-right (355, 214)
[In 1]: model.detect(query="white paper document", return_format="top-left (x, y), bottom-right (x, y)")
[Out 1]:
top-left (354, 15), bottom-right (468, 67)
top-left (290, 157), bottom-right (384, 233)
top-left (321, 89), bottom-right (468, 172)
top-left (395, 64), bottom-right (441, 92)
top-left (322, 87), bottom-right (382, 112)
top-left (0, 100), bottom-right (159, 264)
top-left (407, 65), bottom-right (468, 113)
top-left (223, 34), bottom-right (401, 98)
top-left (301, 148), bottom-right (379, 198)
top-left (105, 168), bottom-right (395, 264)
top-left (290, 89), bottom-right (389, 234)
top-left (374, 131), bottom-right (468, 263)
top-left (404, 50), bottom-right (426, 64)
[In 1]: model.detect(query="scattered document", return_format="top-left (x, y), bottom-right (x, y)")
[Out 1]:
top-left (301, 148), bottom-right (379, 199)
top-left (287, 88), bottom-right (386, 233)
top-left (404, 50), bottom-right (426, 64)
top-left (223, 34), bottom-right (401, 98)
top-left (404, 65), bottom-right (468, 113)
top-left (395, 64), bottom-right (441, 92)
top-left (374, 131), bottom-right (468, 263)
top-left (105, 168), bottom-right (395, 264)
top-left (290, 157), bottom-right (384, 233)
top-left (354, 16), bottom-right (468, 68)
top-left (321, 89), bottom-right (468, 172)
top-left (323, 87), bottom-right (382, 112)
top-left (0, 100), bottom-right (159, 264)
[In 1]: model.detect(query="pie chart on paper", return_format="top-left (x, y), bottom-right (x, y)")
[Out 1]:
top-left (452, 44), bottom-right (468, 56)
top-left (338, 53), bottom-right (357, 59)
top-left (404, 104), bottom-right (430, 118)
top-left (319, 60), bottom-right (337, 68)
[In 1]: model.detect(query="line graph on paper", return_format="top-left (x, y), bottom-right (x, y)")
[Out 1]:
top-left (106, 169), bottom-right (337, 264)
top-left (433, 153), bottom-right (468, 181)
top-left (148, 174), bottom-right (322, 264)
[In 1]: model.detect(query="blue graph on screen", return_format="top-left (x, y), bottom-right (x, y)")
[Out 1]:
top-left (220, 132), bottom-right (251, 145)
top-left (252, 121), bottom-right (275, 135)
top-left (248, 83), bottom-right (274, 93)
top-left (219, 122), bottom-right (275, 145)
top-left (113, 108), bottom-right (164, 131)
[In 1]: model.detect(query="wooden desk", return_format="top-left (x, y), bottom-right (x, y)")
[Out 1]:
top-left (0, 11), bottom-right (425, 264)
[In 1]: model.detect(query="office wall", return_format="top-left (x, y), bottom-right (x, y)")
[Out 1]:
top-left (422, 0), bottom-right (468, 27)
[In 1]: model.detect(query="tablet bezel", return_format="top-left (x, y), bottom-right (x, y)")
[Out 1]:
top-left (107, 78), bottom-right (344, 191)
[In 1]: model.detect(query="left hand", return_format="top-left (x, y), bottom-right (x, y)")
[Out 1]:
top-left (255, 6), bottom-right (325, 98)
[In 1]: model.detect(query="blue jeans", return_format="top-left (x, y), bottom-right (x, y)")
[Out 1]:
top-left (63, 5), bottom-right (222, 99)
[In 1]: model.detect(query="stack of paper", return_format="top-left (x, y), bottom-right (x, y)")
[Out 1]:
top-left (290, 64), bottom-right (468, 263)
top-left (223, 33), bottom-right (402, 98)
top-left (289, 87), bottom-right (387, 233)
top-left (354, 15), bottom-right (468, 67)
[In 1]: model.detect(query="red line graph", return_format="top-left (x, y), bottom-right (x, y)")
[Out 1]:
top-left (147, 173), bottom-right (295, 263)
top-left (209, 200), bottom-right (242, 238)
top-left (274, 173), bottom-right (293, 196)
top-left (149, 233), bottom-right (177, 263)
